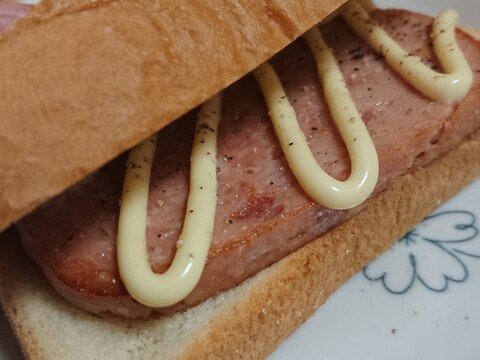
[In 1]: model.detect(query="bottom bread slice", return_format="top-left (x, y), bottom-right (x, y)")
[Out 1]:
top-left (0, 135), bottom-right (479, 360)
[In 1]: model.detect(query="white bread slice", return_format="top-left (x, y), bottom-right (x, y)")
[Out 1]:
top-left (0, 135), bottom-right (478, 360)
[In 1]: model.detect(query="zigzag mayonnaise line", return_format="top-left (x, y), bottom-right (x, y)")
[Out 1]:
top-left (253, 30), bottom-right (378, 210)
top-left (116, 1), bottom-right (472, 307)
top-left (117, 95), bottom-right (222, 307)
top-left (342, 1), bottom-right (473, 103)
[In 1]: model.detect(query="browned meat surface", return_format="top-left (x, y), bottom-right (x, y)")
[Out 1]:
top-left (18, 9), bottom-right (480, 317)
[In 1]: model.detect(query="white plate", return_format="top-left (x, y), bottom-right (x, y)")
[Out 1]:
top-left (1, 1), bottom-right (479, 359)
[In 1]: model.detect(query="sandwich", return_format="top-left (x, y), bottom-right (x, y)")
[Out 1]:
top-left (0, 0), bottom-right (479, 358)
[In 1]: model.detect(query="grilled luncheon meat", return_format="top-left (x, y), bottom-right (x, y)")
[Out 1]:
top-left (18, 10), bottom-right (480, 317)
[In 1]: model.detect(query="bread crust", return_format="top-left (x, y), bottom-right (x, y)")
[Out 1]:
top-left (0, 135), bottom-right (478, 360)
top-left (0, 0), bottom-right (346, 231)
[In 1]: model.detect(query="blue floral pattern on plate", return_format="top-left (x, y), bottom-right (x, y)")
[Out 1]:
top-left (363, 211), bottom-right (480, 294)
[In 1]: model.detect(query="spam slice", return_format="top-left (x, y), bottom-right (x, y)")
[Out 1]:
top-left (18, 9), bottom-right (480, 317)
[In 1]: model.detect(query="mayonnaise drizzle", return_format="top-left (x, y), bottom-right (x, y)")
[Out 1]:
top-left (342, 1), bottom-right (473, 103)
top-left (252, 33), bottom-right (379, 210)
top-left (117, 94), bottom-right (222, 307)
top-left (117, 2), bottom-right (474, 307)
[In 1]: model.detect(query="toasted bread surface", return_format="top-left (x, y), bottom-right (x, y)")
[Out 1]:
top-left (0, 0), bottom-right (346, 231)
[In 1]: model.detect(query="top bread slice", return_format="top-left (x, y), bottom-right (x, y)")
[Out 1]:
top-left (0, 0), bottom-right (346, 231)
